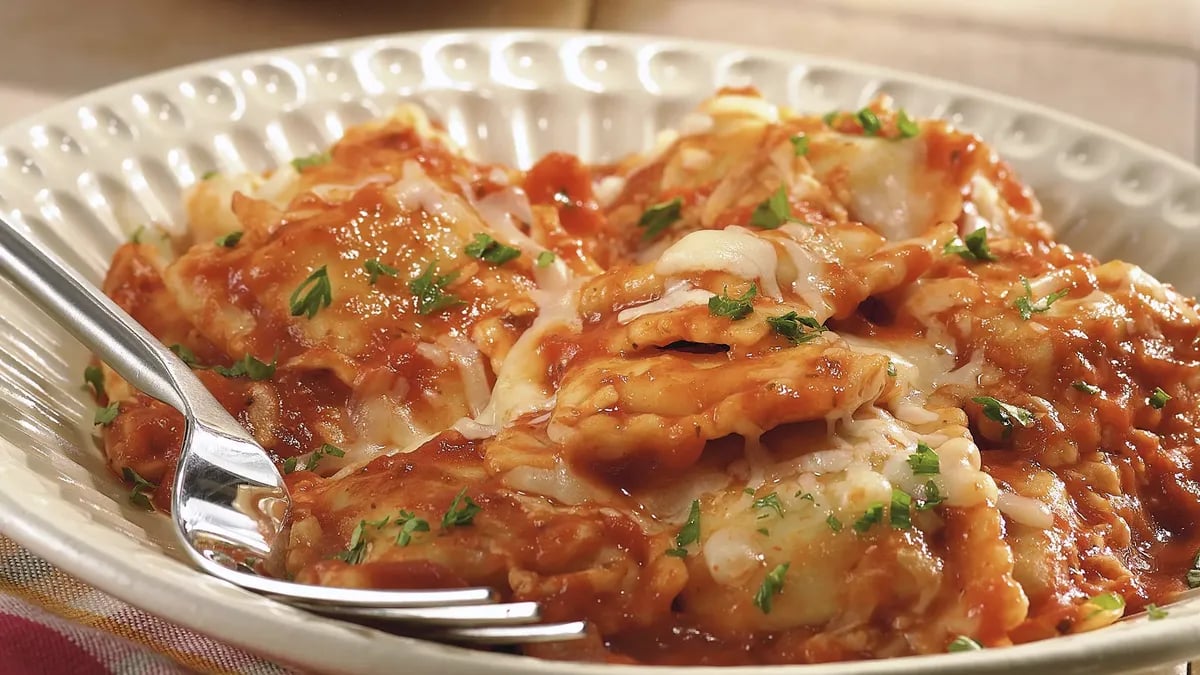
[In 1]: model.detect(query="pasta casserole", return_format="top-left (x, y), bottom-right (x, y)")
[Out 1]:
top-left (86, 89), bottom-right (1200, 665)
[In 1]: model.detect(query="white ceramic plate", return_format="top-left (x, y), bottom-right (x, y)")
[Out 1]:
top-left (1, 29), bottom-right (1199, 675)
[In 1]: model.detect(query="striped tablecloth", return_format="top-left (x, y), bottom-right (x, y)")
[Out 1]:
top-left (0, 535), bottom-right (293, 675)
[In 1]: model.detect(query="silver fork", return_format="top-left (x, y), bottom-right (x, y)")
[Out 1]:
top-left (0, 216), bottom-right (587, 645)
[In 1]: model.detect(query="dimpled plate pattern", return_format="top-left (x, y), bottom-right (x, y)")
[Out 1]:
top-left (0, 29), bottom-right (1199, 675)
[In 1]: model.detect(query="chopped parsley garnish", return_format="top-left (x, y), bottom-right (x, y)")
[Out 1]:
top-left (743, 487), bottom-right (756, 495)
top-left (1014, 276), bottom-right (1068, 321)
top-left (130, 225), bottom-right (145, 244)
top-left (796, 492), bottom-right (815, 502)
top-left (709, 284), bottom-right (756, 320)
top-left (214, 231), bottom-right (243, 248)
top-left (121, 467), bottom-right (157, 511)
top-left (789, 134), bottom-right (809, 157)
top-left (536, 251), bottom-right (556, 268)
top-left (83, 365), bottom-right (105, 399)
top-left (1188, 550), bottom-right (1200, 588)
top-left (766, 312), bottom-right (826, 345)
top-left (857, 108), bottom-right (882, 136)
top-left (464, 233), bottom-right (521, 266)
top-left (916, 480), bottom-right (944, 511)
top-left (757, 527), bottom-right (770, 536)
top-left (896, 110), bottom-right (919, 138)
top-left (441, 488), bottom-right (481, 530)
top-left (853, 502), bottom-right (884, 533)
top-left (1149, 387), bottom-right (1172, 409)
top-left (890, 488), bottom-right (912, 530)
top-left (886, 361), bottom-right (897, 377)
top-left (1147, 603), bottom-right (1168, 620)
top-left (667, 500), bottom-right (702, 557)
top-left (943, 227), bottom-right (997, 262)
top-left (749, 185), bottom-right (792, 230)
top-left (201, 170), bottom-right (219, 180)
top-left (408, 261), bottom-right (464, 315)
top-left (948, 636), bottom-right (982, 652)
top-left (822, 111), bottom-right (838, 126)
top-left (169, 343), bottom-right (200, 367)
top-left (212, 353), bottom-right (276, 381)
top-left (363, 258), bottom-right (398, 285)
top-left (826, 514), bottom-right (843, 532)
top-left (291, 152), bottom-right (331, 171)
top-left (906, 442), bottom-right (940, 474)
top-left (284, 443), bottom-right (345, 474)
top-left (394, 510), bottom-right (430, 547)
top-left (1072, 381), bottom-right (1101, 395)
top-left (94, 402), bottom-right (119, 426)
top-left (637, 197), bottom-right (683, 240)
top-left (335, 520), bottom-right (369, 564)
top-left (752, 492), bottom-right (785, 519)
top-left (972, 396), bottom-right (1035, 436)
top-left (1087, 592), bottom-right (1126, 616)
top-left (753, 563), bottom-right (790, 614)
top-left (289, 266), bottom-right (333, 319)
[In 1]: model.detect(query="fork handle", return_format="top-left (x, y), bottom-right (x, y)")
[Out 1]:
top-left (0, 217), bottom-right (193, 414)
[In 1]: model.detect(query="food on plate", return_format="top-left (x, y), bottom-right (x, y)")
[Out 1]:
top-left (86, 89), bottom-right (1200, 665)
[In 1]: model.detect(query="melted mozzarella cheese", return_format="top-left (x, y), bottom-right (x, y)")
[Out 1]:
top-left (616, 282), bottom-right (714, 324)
top-left (656, 226), bottom-right (782, 299)
top-left (997, 492), bottom-right (1054, 529)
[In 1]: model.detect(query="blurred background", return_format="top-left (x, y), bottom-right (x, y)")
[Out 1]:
top-left (0, 0), bottom-right (1195, 160)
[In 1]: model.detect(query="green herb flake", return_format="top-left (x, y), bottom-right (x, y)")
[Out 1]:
top-left (822, 111), bottom-right (839, 126)
top-left (1188, 550), bottom-right (1200, 588)
top-left (169, 343), bottom-right (200, 368)
top-left (637, 197), bottom-right (683, 240)
top-left (753, 562), bottom-right (790, 614)
top-left (671, 500), bottom-right (702, 557)
top-left (214, 231), bottom-right (243, 248)
top-left (749, 185), bottom-right (792, 230)
top-left (335, 520), bottom-right (369, 565)
top-left (890, 488), bottom-right (912, 530)
top-left (1088, 591), bottom-right (1126, 614)
top-left (291, 443), bottom-right (346, 473)
top-left (896, 110), bottom-right (920, 138)
top-left (212, 353), bottom-right (276, 381)
top-left (826, 514), bottom-right (843, 532)
top-left (943, 227), bottom-right (997, 262)
top-left (709, 284), bottom-right (757, 321)
top-left (1072, 381), bottom-right (1101, 395)
top-left (1015, 276), bottom-right (1069, 321)
top-left (130, 225), bottom-right (146, 244)
top-left (766, 311), bottom-right (827, 345)
top-left (906, 442), bottom-right (940, 475)
top-left (853, 502), bottom-right (885, 533)
top-left (789, 134), bottom-right (809, 157)
top-left (857, 108), bottom-right (882, 136)
top-left (464, 233), bottom-right (521, 266)
top-left (289, 266), bottom-right (333, 319)
top-left (441, 487), bottom-right (481, 530)
top-left (536, 251), bottom-right (556, 268)
top-left (408, 261), bottom-right (464, 316)
top-left (121, 466), bottom-right (157, 511)
top-left (665, 547), bottom-right (688, 558)
top-left (972, 396), bottom-right (1035, 436)
top-left (94, 401), bottom-right (120, 426)
top-left (752, 492), bottom-right (785, 519)
top-left (743, 487), bottom-right (756, 496)
top-left (948, 636), bottom-right (983, 652)
top-left (201, 170), bottom-right (219, 180)
top-left (916, 480), bottom-right (944, 511)
top-left (394, 510), bottom-right (431, 547)
top-left (291, 152), bottom-right (331, 171)
top-left (1149, 387), bottom-right (1172, 410)
top-left (796, 492), bottom-right (815, 502)
top-left (282, 456), bottom-right (298, 474)
top-left (363, 258), bottom-right (399, 285)
top-left (756, 527), bottom-right (770, 536)
top-left (1147, 603), bottom-right (1168, 620)
top-left (83, 365), bottom-right (105, 399)
top-left (886, 361), bottom-right (897, 377)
